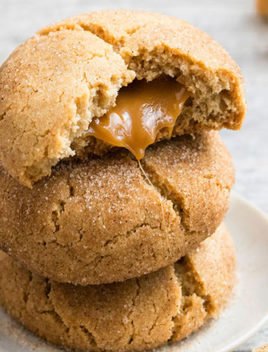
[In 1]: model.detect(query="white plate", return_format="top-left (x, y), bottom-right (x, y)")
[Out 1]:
top-left (0, 193), bottom-right (268, 352)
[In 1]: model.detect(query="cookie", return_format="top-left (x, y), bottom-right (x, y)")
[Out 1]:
top-left (0, 10), bottom-right (245, 186)
top-left (0, 132), bottom-right (234, 285)
top-left (256, 0), bottom-right (268, 16)
top-left (0, 225), bottom-right (236, 352)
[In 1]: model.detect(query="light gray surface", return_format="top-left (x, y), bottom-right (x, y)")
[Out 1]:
top-left (0, 0), bottom-right (268, 351)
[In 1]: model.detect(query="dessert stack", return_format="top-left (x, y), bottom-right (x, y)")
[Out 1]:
top-left (0, 10), bottom-right (245, 352)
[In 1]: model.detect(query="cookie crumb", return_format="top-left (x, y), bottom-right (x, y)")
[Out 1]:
top-left (254, 345), bottom-right (268, 352)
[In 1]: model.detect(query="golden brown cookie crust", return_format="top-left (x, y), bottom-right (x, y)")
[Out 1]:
top-left (0, 225), bottom-right (236, 352)
top-left (0, 10), bottom-right (245, 186)
top-left (0, 132), bottom-right (234, 285)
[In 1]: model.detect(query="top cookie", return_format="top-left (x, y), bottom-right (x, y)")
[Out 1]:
top-left (0, 10), bottom-right (245, 186)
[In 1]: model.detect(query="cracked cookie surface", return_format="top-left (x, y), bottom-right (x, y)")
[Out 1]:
top-left (0, 225), bottom-right (236, 352)
top-left (0, 132), bottom-right (234, 285)
top-left (0, 9), bottom-right (245, 186)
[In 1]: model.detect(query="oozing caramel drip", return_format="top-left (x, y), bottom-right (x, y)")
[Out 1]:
top-left (88, 78), bottom-right (189, 159)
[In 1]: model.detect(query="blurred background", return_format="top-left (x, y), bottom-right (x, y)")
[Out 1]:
top-left (1, 0), bottom-right (268, 351)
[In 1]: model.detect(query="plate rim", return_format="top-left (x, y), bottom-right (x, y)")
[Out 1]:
top-left (219, 191), bottom-right (268, 352)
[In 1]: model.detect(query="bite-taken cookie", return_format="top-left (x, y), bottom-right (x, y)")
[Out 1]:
top-left (0, 132), bottom-right (234, 285)
top-left (0, 10), bottom-right (245, 186)
top-left (0, 225), bottom-right (236, 352)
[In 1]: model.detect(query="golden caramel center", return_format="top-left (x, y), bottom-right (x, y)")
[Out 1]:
top-left (88, 78), bottom-right (189, 159)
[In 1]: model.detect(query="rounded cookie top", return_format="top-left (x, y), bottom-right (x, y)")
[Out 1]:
top-left (0, 225), bottom-right (236, 352)
top-left (0, 9), bottom-right (245, 186)
top-left (0, 132), bottom-right (234, 285)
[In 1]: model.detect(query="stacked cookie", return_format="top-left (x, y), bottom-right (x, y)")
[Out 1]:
top-left (0, 10), bottom-right (245, 352)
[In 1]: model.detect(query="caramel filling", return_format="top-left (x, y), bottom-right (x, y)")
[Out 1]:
top-left (88, 78), bottom-right (189, 159)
